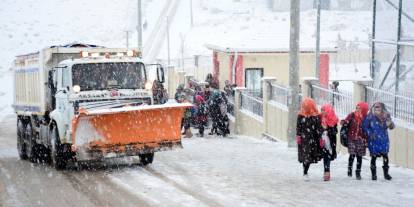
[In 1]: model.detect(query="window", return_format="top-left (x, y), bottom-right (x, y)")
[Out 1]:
top-left (245, 68), bottom-right (263, 93)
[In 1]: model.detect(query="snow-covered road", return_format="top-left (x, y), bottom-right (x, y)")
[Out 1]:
top-left (1, 114), bottom-right (414, 207)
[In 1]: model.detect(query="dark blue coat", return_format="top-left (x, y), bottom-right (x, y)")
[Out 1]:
top-left (362, 114), bottom-right (394, 155)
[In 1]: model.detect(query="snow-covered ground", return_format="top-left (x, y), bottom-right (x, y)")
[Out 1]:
top-left (108, 136), bottom-right (414, 207)
top-left (1, 110), bottom-right (414, 207)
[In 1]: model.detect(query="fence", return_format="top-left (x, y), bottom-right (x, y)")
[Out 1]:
top-left (227, 94), bottom-right (235, 117)
top-left (270, 83), bottom-right (291, 106)
top-left (240, 91), bottom-right (263, 117)
top-left (366, 86), bottom-right (414, 123)
top-left (311, 84), bottom-right (354, 117)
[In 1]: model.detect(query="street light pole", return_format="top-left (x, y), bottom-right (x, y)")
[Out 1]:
top-left (190, 0), bottom-right (194, 27)
top-left (288, 0), bottom-right (301, 148)
top-left (315, 0), bottom-right (321, 82)
top-left (137, 0), bottom-right (143, 55)
top-left (166, 16), bottom-right (171, 65)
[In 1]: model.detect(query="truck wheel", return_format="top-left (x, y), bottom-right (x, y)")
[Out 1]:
top-left (25, 123), bottom-right (38, 163)
top-left (139, 153), bottom-right (154, 166)
top-left (17, 119), bottom-right (28, 160)
top-left (50, 126), bottom-right (67, 170)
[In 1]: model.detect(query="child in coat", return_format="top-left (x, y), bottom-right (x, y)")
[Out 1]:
top-left (362, 102), bottom-right (395, 180)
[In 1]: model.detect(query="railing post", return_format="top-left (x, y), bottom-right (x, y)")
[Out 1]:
top-left (300, 77), bottom-right (318, 98)
top-left (177, 71), bottom-right (186, 86)
top-left (234, 87), bottom-right (246, 134)
top-left (167, 65), bottom-right (175, 99)
top-left (353, 79), bottom-right (373, 105)
top-left (262, 77), bottom-right (277, 134)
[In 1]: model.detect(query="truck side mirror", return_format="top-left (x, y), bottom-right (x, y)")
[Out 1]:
top-left (48, 70), bottom-right (55, 89)
top-left (156, 66), bottom-right (165, 83)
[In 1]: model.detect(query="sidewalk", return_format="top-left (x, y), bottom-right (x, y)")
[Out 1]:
top-left (111, 135), bottom-right (414, 207)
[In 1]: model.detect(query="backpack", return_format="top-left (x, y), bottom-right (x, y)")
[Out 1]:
top-left (340, 113), bottom-right (354, 148)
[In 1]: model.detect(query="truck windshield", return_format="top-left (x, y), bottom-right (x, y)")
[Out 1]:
top-left (72, 62), bottom-right (146, 91)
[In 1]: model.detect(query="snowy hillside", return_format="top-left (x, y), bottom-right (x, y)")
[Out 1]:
top-left (0, 0), bottom-right (373, 117)
top-left (160, 0), bottom-right (372, 59)
top-left (0, 0), bottom-right (165, 118)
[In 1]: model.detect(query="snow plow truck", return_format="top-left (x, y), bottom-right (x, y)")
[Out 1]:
top-left (13, 43), bottom-right (191, 169)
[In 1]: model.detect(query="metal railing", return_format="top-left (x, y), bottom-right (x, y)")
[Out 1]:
top-left (240, 91), bottom-right (263, 117)
top-left (270, 83), bottom-right (291, 106)
top-left (366, 86), bottom-right (414, 123)
top-left (311, 84), bottom-right (354, 117)
top-left (227, 94), bottom-right (235, 117)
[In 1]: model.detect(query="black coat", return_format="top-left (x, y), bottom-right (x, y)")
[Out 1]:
top-left (322, 125), bottom-right (338, 161)
top-left (296, 115), bottom-right (323, 164)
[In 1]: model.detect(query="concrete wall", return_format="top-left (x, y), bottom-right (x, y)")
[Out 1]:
top-left (266, 101), bottom-right (289, 142)
top-left (237, 110), bottom-right (264, 138)
top-left (389, 123), bottom-right (414, 169)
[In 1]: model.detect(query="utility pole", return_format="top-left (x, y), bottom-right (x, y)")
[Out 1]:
top-left (288, 0), bottom-right (300, 148)
top-left (190, 0), bottom-right (194, 27)
top-left (126, 31), bottom-right (130, 49)
top-left (137, 0), bottom-right (143, 54)
top-left (166, 16), bottom-right (171, 65)
top-left (315, 0), bottom-right (321, 82)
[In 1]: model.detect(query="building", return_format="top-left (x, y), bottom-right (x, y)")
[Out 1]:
top-left (205, 44), bottom-right (336, 91)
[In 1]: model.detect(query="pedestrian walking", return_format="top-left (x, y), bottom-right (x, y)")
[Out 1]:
top-left (152, 80), bottom-right (168, 104)
top-left (341, 102), bottom-right (369, 180)
top-left (208, 89), bottom-right (222, 136)
top-left (362, 102), bottom-right (395, 181)
top-left (320, 104), bottom-right (339, 181)
top-left (194, 95), bottom-right (208, 137)
top-left (296, 98), bottom-right (323, 179)
top-left (175, 84), bottom-right (185, 103)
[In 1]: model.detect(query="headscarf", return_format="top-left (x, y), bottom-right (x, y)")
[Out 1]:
top-left (370, 102), bottom-right (389, 123)
top-left (354, 102), bottom-right (369, 124)
top-left (195, 95), bottom-right (205, 105)
top-left (321, 104), bottom-right (338, 127)
top-left (299, 98), bottom-right (319, 117)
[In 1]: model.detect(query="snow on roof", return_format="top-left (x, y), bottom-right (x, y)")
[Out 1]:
top-left (205, 43), bottom-right (337, 54)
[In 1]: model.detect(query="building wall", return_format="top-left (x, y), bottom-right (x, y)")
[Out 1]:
top-left (215, 52), bottom-right (318, 88)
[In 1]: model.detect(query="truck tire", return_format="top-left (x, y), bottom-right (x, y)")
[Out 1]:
top-left (50, 125), bottom-right (67, 170)
top-left (25, 123), bottom-right (38, 163)
top-left (17, 119), bottom-right (28, 160)
top-left (139, 153), bottom-right (154, 166)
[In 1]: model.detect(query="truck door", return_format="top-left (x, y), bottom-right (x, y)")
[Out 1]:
top-left (55, 67), bottom-right (71, 141)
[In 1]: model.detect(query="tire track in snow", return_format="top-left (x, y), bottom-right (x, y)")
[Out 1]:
top-left (63, 171), bottom-right (153, 207)
top-left (143, 166), bottom-right (225, 207)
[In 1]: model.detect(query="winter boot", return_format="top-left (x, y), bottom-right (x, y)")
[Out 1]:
top-left (323, 172), bottom-right (330, 181)
top-left (383, 166), bottom-right (392, 180)
top-left (371, 167), bottom-right (377, 180)
top-left (347, 167), bottom-right (352, 177)
top-left (355, 170), bottom-right (361, 180)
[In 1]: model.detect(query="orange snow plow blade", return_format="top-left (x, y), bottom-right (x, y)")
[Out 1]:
top-left (71, 103), bottom-right (192, 160)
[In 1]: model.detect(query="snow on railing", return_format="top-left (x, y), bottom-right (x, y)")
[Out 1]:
top-left (366, 86), bottom-right (414, 124)
top-left (241, 90), bottom-right (263, 117)
top-left (311, 84), bottom-right (353, 118)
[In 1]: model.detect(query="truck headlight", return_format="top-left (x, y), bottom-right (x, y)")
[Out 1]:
top-left (73, 85), bottom-right (81, 93)
top-left (145, 82), bottom-right (152, 90)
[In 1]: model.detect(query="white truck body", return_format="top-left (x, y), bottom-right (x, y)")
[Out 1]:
top-left (12, 44), bottom-right (187, 169)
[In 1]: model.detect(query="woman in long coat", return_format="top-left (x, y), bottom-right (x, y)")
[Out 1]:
top-left (341, 102), bottom-right (369, 180)
top-left (296, 98), bottom-right (323, 178)
top-left (362, 102), bottom-right (395, 180)
top-left (320, 104), bottom-right (338, 181)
